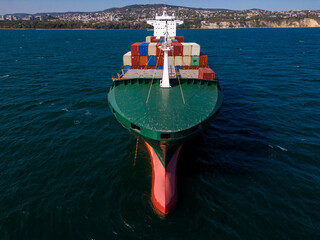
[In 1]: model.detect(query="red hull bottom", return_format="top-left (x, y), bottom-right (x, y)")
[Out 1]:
top-left (145, 142), bottom-right (182, 215)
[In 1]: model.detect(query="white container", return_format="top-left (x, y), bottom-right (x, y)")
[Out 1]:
top-left (174, 56), bottom-right (182, 66)
top-left (146, 36), bottom-right (151, 43)
top-left (182, 56), bottom-right (191, 66)
top-left (148, 43), bottom-right (157, 56)
top-left (190, 43), bottom-right (200, 56)
top-left (168, 56), bottom-right (174, 67)
top-left (181, 43), bottom-right (192, 56)
top-left (123, 51), bottom-right (132, 66)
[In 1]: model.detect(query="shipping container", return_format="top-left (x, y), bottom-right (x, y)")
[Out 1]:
top-left (148, 43), bottom-right (157, 56)
top-left (172, 42), bottom-right (183, 56)
top-left (191, 56), bottom-right (200, 66)
top-left (159, 38), bottom-right (165, 43)
top-left (131, 42), bottom-right (142, 56)
top-left (140, 56), bottom-right (148, 66)
top-left (156, 43), bottom-right (164, 56)
top-left (131, 55), bottom-right (140, 66)
top-left (148, 56), bottom-right (157, 66)
top-left (123, 65), bottom-right (132, 73)
top-left (199, 52), bottom-right (208, 67)
top-left (174, 56), bottom-right (182, 66)
top-left (175, 66), bottom-right (183, 70)
top-left (168, 56), bottom-right (174, 67)
top-left (182, 43), bottom-right (192, 56)
top-left (156, 56), bottom-right (164, 66)
top-left (190, 43), bottom-right (201, 56)
top-left (151, 36), bottom-right (157, 42)
top-left (151, 38), bottom-right (159, 43)
top-left (139, 42), bottom-right (149, 56)
top-left (123, 51), bottom-right (132, 66)
top-left (182, 56), bottom-right (191, 66)
top-left (156, 66), bottom-right (163, 69)
top-left (198, 67), bottom-right (215, 80)
top-left (175, 36), bottom-right (184, 42)
top-left (146, 36), bottom-right (151, 43)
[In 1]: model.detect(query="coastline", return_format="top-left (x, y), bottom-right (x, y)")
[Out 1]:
top-left (0, 26), bottom-right (319, 30)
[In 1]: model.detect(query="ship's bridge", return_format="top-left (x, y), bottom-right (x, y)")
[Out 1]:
top-left (147, 11), bottom-right (183, 38)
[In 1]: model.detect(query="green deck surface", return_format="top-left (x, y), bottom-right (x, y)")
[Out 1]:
top-left (109, 79), bottom-right (219, 132)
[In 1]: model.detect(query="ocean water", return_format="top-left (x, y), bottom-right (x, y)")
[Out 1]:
top-left (0, 28), bottom-right (319, 239)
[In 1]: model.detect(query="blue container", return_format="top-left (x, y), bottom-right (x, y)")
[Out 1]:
top-left (175, 66), bottom-right (183, 70)
top-left (172, 39), bottom-right (178, 42)
top-left (148, 56), bottom-right (157, 66)
top-left (159, 39), bottom-right (165, 43)
top-left (123, 65), bottom-right (132, 73)
top-left (139, 42), bottom-right (149, 56)
top-left (156, 66), bottom-right (163, 69)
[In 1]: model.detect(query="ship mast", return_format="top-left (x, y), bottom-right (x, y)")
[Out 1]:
top-left (147, 11), bottom-right (183, 88)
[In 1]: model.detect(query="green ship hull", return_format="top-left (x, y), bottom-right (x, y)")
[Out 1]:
top-left (108, 77), bottom-right (223, 168)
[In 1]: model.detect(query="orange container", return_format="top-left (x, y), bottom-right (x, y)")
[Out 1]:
top-left (140, 56), bottom-right (148, 66)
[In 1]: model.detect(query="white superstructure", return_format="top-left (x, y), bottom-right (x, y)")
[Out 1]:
top-left (147, 11), bottom-right (183, 38)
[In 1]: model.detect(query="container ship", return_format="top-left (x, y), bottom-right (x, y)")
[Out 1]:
top-left (108, 11), bottom-right (223, 215)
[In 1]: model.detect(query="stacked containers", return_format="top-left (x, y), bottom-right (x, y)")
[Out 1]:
top-left (124, 39), bottom-right (207, 71)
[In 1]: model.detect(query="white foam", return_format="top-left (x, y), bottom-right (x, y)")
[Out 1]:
top-left (62, 108), bottom-right (69, 112)
top-left (0, 75), bottom-right (9, 78)
top-left (277, 146), bottom-right (288, 151)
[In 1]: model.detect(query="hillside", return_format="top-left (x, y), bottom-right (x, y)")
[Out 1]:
top-left (1, 4), bottom-right (320, 29)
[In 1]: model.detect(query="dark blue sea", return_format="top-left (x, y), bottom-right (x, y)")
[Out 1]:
top-left (0, 28), bottom-right (319, 239)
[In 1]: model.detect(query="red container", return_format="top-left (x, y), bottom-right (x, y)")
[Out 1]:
top-left (156, 56), bottom-right (164, 66)
top-left (151, 38), bottom-right (159, 43)
top-left (199, 52), bottom-right (208, 67)
top-left (131, 42), bottom-right (142, 56)
top-left (156, 43), bottom-right (164, 56)
top-left (198, 67), bottom-right (215, 80)
top-left (147, 66), bottom-right (156, 69)
top-left (175, 36), bottom-right (184, 43)
top-left (151, 36), bottom-right (157, 42)
top-left (172, 42), bottom-right (183, 56)
top-left (131, 55), bottom-right (140, 66)
top-left (140, 56), bottom-right (148, 66)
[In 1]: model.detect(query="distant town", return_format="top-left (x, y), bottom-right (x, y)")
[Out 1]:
top-left (0, 4), bottom-right (320, 29)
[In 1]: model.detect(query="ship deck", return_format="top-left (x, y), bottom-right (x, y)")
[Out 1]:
top-left (122, 69), bottom-right (199, 80)
top-left (108, 77), bottom-right (222, 134)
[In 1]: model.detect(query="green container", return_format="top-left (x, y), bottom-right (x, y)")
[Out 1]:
top-left (191, 56), bottom-right (199, 66)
